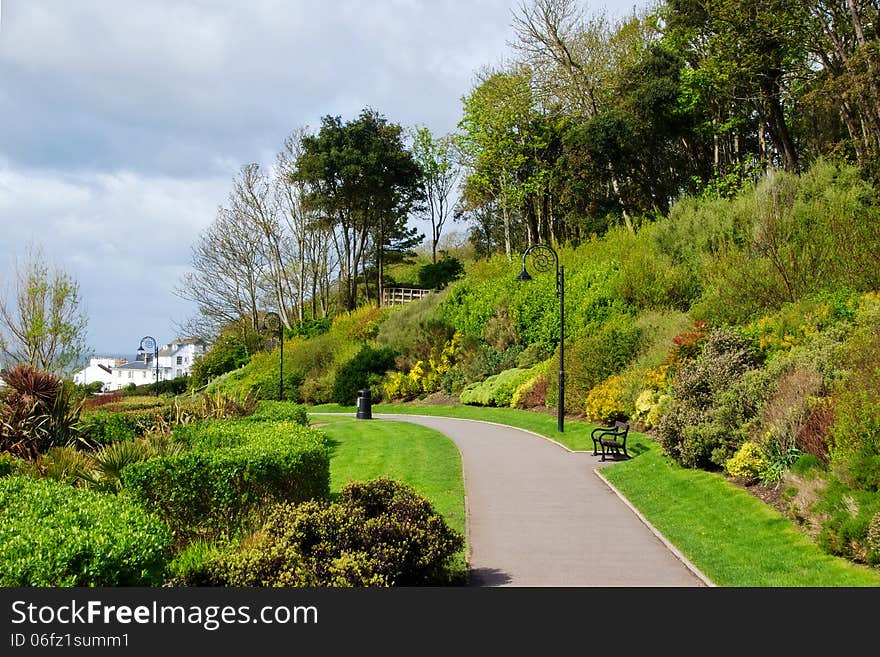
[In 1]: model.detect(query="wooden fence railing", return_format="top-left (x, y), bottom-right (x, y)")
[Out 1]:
top-left (382, 287), bottom-right (433, 306)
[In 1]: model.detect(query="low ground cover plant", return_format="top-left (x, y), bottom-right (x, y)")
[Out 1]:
top-left (0, 476), bottom-right (170, 586)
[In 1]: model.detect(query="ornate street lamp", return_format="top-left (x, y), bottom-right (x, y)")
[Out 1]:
top-left (516, 243), bottom-right (565, 433)
top-left (261, 311), bottom-right (284, 401)
top-left (137, 335), bottom-right (160, 397)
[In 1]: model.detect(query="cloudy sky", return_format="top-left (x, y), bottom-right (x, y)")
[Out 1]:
top-left (0, 0), bottom-right (640, 358)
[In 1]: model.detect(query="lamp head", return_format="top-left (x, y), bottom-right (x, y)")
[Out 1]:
top-left (515, 266), bottom-right (532, 282)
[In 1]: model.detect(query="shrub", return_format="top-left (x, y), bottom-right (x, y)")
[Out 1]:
top-left (332, 345), bottom-right (397, 406)
top-left (545, 313), bottom-right (643, 414)
top-left (725, 441), bottom-right (767, 483)
top-left (583, 375), bottom-right (627, 424)
top-left (76, 405), bottom-right (174, 446)
top-left (868, 512), bottom-right (880, 566)
top-left (515, 343), bottom-right (553, 369)
top-left (289, 317), bottom-right (332, 339)
top-left (0, 365), bottom-right (82, 459)
top-left (204, 478), bottom-right (464, 587)
top-left (330, 305), bottom-right (389, 342)
top-left (418, 256), bottom-right (464, 290)
top-left (0, 476), bottom-right (170, 586)
top-left (459, 368), bottom-right (531, 407)
top-left (250, 401), bottom-right (309, 425)
top-left (122, 423), bottom-right (329, 543)
top-left (189, 333), bottom-right (250, 389)
top-left (815, 479), bottom-right (880, 564)
top-left (383, 333), bottom-right (461, 400)
top-left (657, 327), bottom-right (761, 468)
top-left (827, 300), bottom-right (880, 492)
top-left (375, 288), bottom-right (450, 358)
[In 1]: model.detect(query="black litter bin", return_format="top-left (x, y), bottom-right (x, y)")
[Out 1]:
top-left (356, 388), bottom-right (372, 419)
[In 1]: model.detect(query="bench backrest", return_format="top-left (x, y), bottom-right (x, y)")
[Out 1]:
top-left (613, 421), bottom-right (629, 435)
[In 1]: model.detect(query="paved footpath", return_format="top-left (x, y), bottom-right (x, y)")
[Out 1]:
top-left (375, 414), bottom-right (707, 587)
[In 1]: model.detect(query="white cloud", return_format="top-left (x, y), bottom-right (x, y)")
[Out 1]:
top-left (0, 166), bottom-right (228, 354)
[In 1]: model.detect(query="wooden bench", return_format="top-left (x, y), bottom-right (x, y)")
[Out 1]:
top-left (591, 421), bottom-right (630, 461)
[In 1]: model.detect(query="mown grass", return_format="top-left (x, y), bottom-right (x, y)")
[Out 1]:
top-left (316, 417), bottom-right (467, 583)
top-left (600, 444), bottom-right (880, 586)
top-left (311, 402), bottom-right (880, 587)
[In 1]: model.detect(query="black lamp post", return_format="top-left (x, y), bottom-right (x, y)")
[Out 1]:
top-left (516, 243), bottom-right (565, 433)
top-left (261, 311), bottom-right (284, 401)
top-left (137, 335), bottom-right (160, 397)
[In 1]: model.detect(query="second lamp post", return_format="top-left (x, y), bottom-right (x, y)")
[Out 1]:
top-left (137, 335), bottom-right (160, 397)
top-left (262, 311), bottom-right (284, 401)
top-left (516, 243), bottom-right (565, 433)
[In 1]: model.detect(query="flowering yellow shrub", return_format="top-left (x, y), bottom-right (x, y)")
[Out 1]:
top-left (645, 394), bottom-right (672, 428)
top-left (383, 333), bottom-right (461, 400)
top-left (725, 441), bottom-right (766, 482)
top-left (331, 305), bottom-right (390, 342)
top-left (583, 375), bottom-right (626, 424)
top-left (642, 365), bottom-right (669, 390)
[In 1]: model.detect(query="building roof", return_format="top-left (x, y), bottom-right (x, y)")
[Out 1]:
top-left (115, 361), bottom-right (158, 371)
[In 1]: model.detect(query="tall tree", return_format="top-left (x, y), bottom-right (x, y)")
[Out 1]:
top-left (458, 67), bottom-right (556, 255)
top-left (0, 245), bottom-right (89, 376)
top-left (292, 109), bottom-right (423, 309)
top-left (664, 0), bottom-right (809, 173)
top-left (411, 126), bottom-right (461, 263)
top-left (511, 0), bottom-right (660, 227)
top-left (803, 0), bottom-right (880, 172)
top-left (176, 204), bottom-right (267, 341)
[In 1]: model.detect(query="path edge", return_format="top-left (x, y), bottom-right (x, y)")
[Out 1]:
top-left (593, 468), bottom-right (715, 587)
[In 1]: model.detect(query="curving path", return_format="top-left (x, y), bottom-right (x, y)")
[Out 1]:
top-left (375, 414), bottom-right (707, 587)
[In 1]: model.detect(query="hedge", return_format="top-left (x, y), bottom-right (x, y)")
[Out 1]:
top-left (122, 424), bottom-right (330, 542)
top-left (248, 401), bottom-right (310, 425)
top-left (0, 476), bottom-right (170, 586)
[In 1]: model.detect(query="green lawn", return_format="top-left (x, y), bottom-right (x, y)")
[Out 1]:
top-left (316, 417), bottom-right (467, 582)
top-left (311, 402), bottom-right (880, 587)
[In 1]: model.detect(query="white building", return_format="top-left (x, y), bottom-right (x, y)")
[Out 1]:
top-left (108, 337), bottom-right (208, 391)
top-left (158, 337), bottom-right (209, 379)
top-left (73, 357), bottom-right (127, 391)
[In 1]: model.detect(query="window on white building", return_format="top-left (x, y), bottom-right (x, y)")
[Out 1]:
top-left (176, 356), bottom-right (183, 365)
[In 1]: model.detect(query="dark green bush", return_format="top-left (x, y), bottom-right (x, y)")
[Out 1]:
top-left (128, 376), bottom-right (190, 396)
top-left (203, 478), bottom-right (464, 587)
top-left (289, 317), bottom-right (332, 339)
top-left (0, 476), bottom-right (170, 586)
top-left (122, 423), bottom-right (329, 543)
top-left (418, 256), bottom-right (464, 290)
top-left (331, 345), bottom-right (397, 406)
